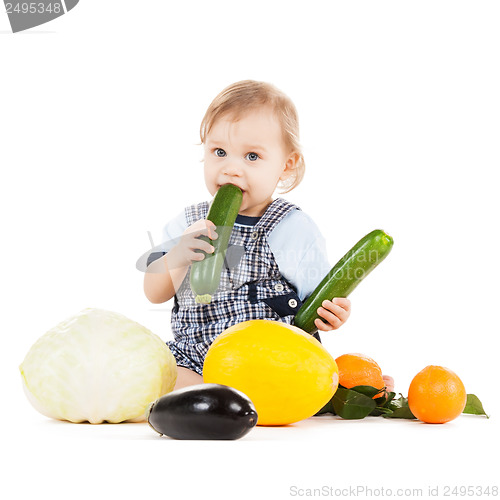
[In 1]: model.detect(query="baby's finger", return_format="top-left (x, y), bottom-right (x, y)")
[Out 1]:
top-left (205, 220), bottom-right (218, 240)
top-left (331, 297), bottom-right (351, 311)
top-left (194, 239), bottom-right (215, 254)
top-left (190, 250), bottom-right (206, 262)
top-left (314, 317), bottom-right (333, 332)
top-left (322, 300), bottom-right (349, 322)
top-left (207, 228), bottom-right (218, 241)
top-left (189, 225), bottom-right (217, 241)
top-left (317, 306), bottom-right (342, 329)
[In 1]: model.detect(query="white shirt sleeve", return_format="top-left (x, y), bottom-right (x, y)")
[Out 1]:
top-left (159, 210), bottom-right (189, 252)
top-left (268, 210), bottom-right (331, 301)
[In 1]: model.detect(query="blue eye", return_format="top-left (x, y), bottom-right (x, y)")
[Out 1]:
top-left (246, 152), bottom-right (259, 161)
top-left (214, 148), bottom-right (226, 157)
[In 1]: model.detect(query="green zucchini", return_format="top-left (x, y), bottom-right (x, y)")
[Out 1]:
top-left (189, 184), bottom-right (243, 304)
top-left (293, 229), bottom-right (394, 333)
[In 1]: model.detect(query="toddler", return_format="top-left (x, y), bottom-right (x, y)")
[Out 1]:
top-left (144, 80), bottom-right (353, 390)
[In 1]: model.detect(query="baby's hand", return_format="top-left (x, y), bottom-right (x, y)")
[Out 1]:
top-left (314, 298), bottom-right (351, 332)
top-left (167, 219), bottom-right (218, 270)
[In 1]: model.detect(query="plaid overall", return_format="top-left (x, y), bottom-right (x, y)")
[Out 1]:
top-left (167, 197), bottom-right (307, 375)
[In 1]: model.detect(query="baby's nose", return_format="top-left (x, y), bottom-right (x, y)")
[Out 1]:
top-left (223, 163), bottom-right (243, 176)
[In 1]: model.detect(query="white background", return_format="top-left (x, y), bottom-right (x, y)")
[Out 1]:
top-left (1, 1), bottom-right (499, 499)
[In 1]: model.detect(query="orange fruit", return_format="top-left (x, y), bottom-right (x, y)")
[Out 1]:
top-left (408, 365), bottom-right (467, 424)
top-left (203, 320), bottom-right (339, 426)
top-left (335, 353), bottom-right (385, 393)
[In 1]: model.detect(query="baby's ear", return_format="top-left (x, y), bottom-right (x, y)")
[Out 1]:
top-left (281, 152), bottom-right (299, 180)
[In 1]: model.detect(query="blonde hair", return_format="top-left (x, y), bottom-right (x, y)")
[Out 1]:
top-left (200, 80), bottom-right (305, 193)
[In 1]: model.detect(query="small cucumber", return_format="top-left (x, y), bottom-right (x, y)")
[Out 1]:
top-left (189, 184), bottom-right (243, 304)
top-left (294, 229), bottom-right (394, 334)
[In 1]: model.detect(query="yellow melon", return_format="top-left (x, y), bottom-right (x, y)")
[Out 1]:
top-left (203, 320), bottom-right (339, 426)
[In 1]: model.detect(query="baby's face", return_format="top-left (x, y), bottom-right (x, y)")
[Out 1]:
top-left (203, 106), bottom-right (294, 217)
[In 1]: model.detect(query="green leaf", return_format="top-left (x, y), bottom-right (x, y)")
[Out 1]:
top-left (332, 387), bottom-right (376, 419)
top-left (384, 405), bottom-right (416, 419)
top-left (370, 406), bottom-right (394, 416)
top-left (463, 394), bottom-right (489, 418)
top-left (382, 394), bottom-right (416, 419)
top-left (376, 391), bottom-right (396, 407)
top-left (349, 385), bottom-right (384, 398)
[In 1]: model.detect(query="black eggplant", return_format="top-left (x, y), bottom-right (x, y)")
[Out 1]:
top-left (148, 383), bottom-right (258, 440)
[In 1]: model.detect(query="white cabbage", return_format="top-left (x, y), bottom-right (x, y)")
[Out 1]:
top-left (20, 308), bottom-right (177, 424)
